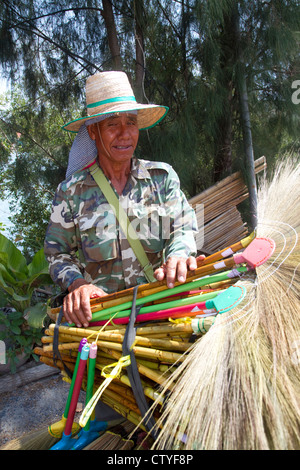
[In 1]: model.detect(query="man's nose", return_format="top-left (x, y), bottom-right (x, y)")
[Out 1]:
top-left (118, 123), bottom-right (130, 137)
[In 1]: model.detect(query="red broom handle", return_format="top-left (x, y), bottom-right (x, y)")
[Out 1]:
top-left (64, 344), bottom-right (89, 436)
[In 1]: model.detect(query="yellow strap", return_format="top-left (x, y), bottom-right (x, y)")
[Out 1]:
top-left (89, 163), bottom-right (155, 282)
top-left (169, 317), bottom-right (192, 324)
top-left (101, 355), bottom-right (131, 379)
top-left (79, 355), bottom-right (131, 428)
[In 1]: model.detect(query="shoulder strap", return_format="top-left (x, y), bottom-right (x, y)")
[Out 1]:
top-left (122, 285), bottom-right (158, 438)
top-left (89, 163), bottom-right (155, 283)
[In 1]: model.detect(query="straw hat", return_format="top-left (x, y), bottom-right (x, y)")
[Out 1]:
top-left (62, 71), bottom-right (169, 133)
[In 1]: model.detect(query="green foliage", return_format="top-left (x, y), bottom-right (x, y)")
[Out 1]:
top-left (0, 308), bottom-right (42, 373)
top-left (0, 233), bottom-right (54, 372)
top-left (0, 85), bottom-right (74, 256)
top-left (0, 0), bottom-right (299, 239)
top-left (0, 232), bottom-right (53, 312)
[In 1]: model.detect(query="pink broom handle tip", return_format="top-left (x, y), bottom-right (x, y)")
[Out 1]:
top-left (233, 237), bottom-right (275, 268)
top-left (89, 342), bottom-right (98, 359)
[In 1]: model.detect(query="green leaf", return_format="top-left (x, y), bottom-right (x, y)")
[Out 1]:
top-left (0, 315), bottom-right (10, 327)
top-left (15, 336), bottom-right (27, 346)
top-left (27, 248), bottom-right (49, 278)
top-left (11, 292), bottom-right (31, 302)
top-left (24, 302), bottom-right (47, 328)
top-left (0, 263), bottom-right (18, 290)
top-left (6, 310), bottom-right (23, 321)
top-left (10, 325), bottom-right (21, 334)
top-left (0, 234), bottom-right (28, 278)
top-left (0, 294), bottom-right (8, 308)
top-left (26, 249), bottom-right (53, 291)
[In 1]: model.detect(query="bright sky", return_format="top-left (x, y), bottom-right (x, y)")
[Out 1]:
top-left (0, 77), bottom-right (14, 237)
top-left (0, 199), bottom-right (13, 234)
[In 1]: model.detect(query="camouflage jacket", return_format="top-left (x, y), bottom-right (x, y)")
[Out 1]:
top-left (44, 157), bottom-right (198, 294)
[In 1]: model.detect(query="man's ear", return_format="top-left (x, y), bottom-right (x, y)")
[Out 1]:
top-left (87, 124), bottom-right (96, 140)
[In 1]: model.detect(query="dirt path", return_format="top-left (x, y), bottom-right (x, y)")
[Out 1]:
top-left (0, 364), bottom-right (85, 449)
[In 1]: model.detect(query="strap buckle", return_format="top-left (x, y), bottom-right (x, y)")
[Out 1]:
top-left (143, 262), bottom-right (156, 282)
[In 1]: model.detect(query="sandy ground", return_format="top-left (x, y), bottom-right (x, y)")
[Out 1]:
top-left (0, 364), bottom-right (86, 449)
top-left (0, 362), bottom-right (149, 451)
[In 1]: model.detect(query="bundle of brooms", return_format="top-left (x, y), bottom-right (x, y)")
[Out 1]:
top-left (32, 221), bottom-right (276, 450)
top-left (27, 157), bottom-right (298, 451)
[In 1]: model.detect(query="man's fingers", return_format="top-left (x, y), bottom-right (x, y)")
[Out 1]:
top-left (173, 258), bottom-right (188, 284)
top-left (154, 266), bottom-right (166, 281)
top-left (74, 290), bottom-right (92, 327)
top-left (155, 256), bottom-right (203, 288)
top-left (165, 257), bottom-right (186, 288)
top-left (63, 295), bottom-right (73, 324)
top-left (187, 255), bottom-right (197, 271)
top-left (63, 284), bottom-right (108, 327)
top-left (63, 292), bottom-right (87, 327)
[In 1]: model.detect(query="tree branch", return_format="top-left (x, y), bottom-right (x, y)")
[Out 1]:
top-left (0, 117), bottom-right (66, 170)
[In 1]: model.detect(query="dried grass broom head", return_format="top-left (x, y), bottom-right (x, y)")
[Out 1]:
top-left (150, 157), bottom-right (300, 450)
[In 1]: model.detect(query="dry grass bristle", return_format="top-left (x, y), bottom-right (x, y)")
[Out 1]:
top-left (151, 157), bottom-right (300, 450)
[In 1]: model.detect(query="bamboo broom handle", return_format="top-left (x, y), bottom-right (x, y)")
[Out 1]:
top-left (42, 332), bottom-right (191, 354)
top-left (50, 320), bottom-right (193, 336)
top-left (38, 355), bottom-right (76, 373)
top-left (81, 258), bottom-right (235, 313)
top-left (102, 387), bottom-right (161, 420)
top-left (34, 346), bottom-right (77, 364)
top-left (51, 262), bottom-right (223, 318)
top-left (50, 232), bottom-right (254, 317)
top-left (101, 339), bottom-right (183, 364)
top-left (99, 395), bottom-right (147, 433)
top-left (48, 324), bottom-right (192, 353)
top-left (93, 363), bottom-right (165, 406)
top-left (42, 342), bottom-right (78, 353)
top-left (102, 388), bottom-right (141, 416)
top-left (46, 326), bottom-right (185, 363)
top-left (100, 347), bottom-right (175, 390)
top-left (90, 267), bottom-right (247, 323)
top-left (43, 341), bottom-right (80, 353)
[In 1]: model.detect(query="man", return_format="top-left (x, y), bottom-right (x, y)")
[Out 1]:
top-left (44, 71), bottom-right (201, 329)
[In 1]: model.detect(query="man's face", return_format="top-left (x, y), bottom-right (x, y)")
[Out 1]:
top-left (89, 113), bottom-right (139, 165)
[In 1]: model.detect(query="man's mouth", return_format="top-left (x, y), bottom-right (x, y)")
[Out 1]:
top-left (114, 145), bottom-right (132, 150)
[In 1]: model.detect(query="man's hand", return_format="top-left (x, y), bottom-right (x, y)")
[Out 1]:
top-left (154, 255), bottom-right (205, 289)
top-left (63, 279), bottom-right (107, 327)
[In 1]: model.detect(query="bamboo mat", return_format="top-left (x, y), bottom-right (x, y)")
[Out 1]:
top-left (189, 156), bottom-right (266, 253)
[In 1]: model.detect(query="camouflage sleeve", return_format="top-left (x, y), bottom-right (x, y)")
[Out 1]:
top-left (162, 167), bottom-right (198, 260)
top-left (44, 184), bottom-right (85, 291)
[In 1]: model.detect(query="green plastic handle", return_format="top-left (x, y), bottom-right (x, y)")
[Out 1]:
top-left (91, 266), bottom-right (248, 323)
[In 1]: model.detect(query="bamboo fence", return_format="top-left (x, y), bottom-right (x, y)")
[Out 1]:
top-left (190, 156), bottom-right (266, 253)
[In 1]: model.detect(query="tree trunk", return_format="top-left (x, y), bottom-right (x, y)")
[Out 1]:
top-left (134, 0), bottom-right (145, 102)
top-left (213, 84), bottom-right (233, 182)
top-left (0, 363), bottom-right (59, 394)
top-left (101, 0), bottom-right (122, 71)
top-left (234, 7), bottom-right (258, 230)
top-left (239, 74), bottom-right (258, 230)
top-left (213, 12), bottom-right (235, 182)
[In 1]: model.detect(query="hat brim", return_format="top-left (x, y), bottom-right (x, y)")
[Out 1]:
top-left (62, 103), bottom-right (169, 133)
